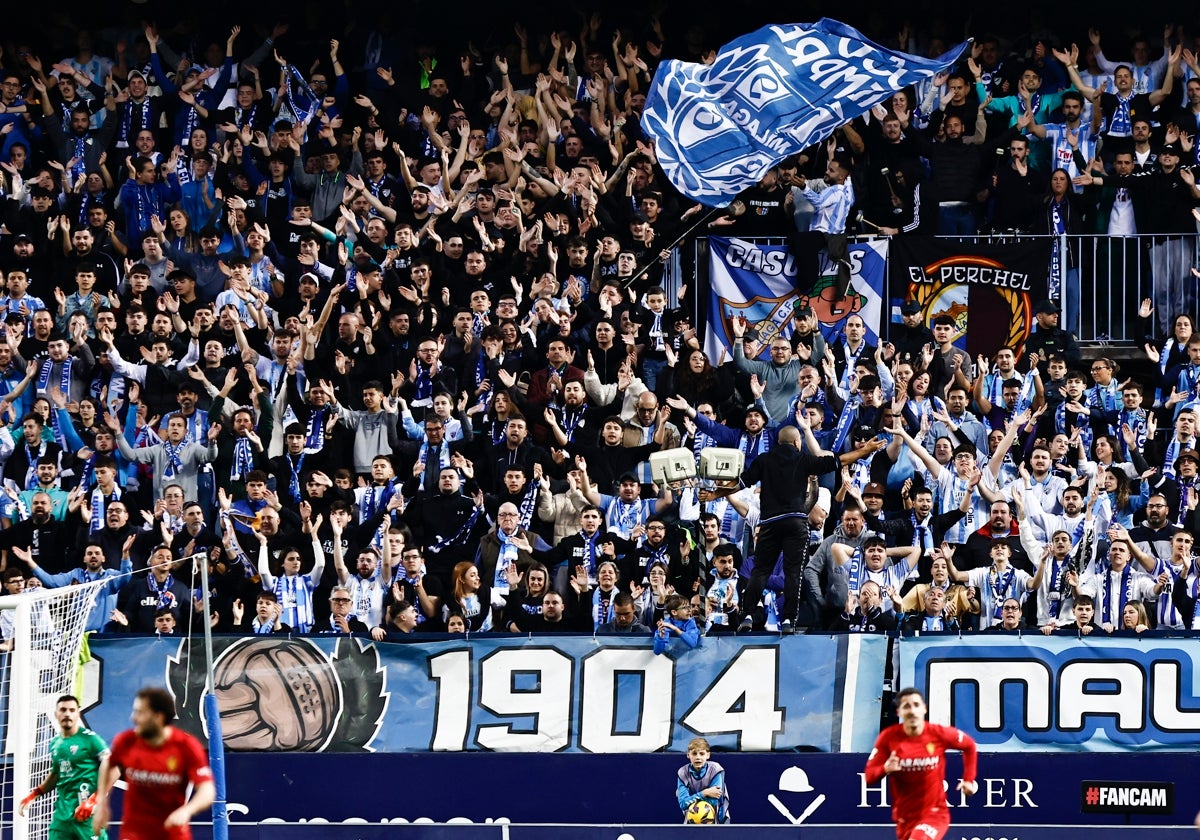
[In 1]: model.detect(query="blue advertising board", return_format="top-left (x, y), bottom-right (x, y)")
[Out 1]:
top-left (899, 634), bottom-right (1200, 751)
top-left (207, 751), bottom-right (1197, 828)
top-left (166, 827), bottom-right (1200, 840)
top-left (78, 634), bottom-right (886, 754)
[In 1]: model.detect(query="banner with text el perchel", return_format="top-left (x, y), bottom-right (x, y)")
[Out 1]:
top-left (887, 237), bottom-right (1051, 358)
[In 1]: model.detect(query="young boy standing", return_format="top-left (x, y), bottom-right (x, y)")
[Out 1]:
top-left (675, 737), bottom-right (730, 824)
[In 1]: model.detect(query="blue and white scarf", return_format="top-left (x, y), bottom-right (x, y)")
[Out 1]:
top-left (282, 64), bottom-right (321, 125)
top-left (161, 440), bottom-right (185, 479)
top-left (414, 361), bottom-right (434, 403)
top-left (831, 395), bottom-right (861, 454)
top-left (286, 452), bottom-right (306, 503)
top-left (1164, 435), bottom-right (1196, 480)
top-left (148, 573), bottom-right (178, 611)
top-left (275, 574), bottom-right (315, 633)
top-left (1101, 564), bottom-right (1134, 626)
top-left (493, 530), bottom-right (519, 595)
top-left (738, 429), bottom-right (771, 462)
top-left (361, 479), bottom-right (396, 522)
top-left (305, 406), bottom-right (327, 453)
top-left (38, 357), bottom-right (73, 445)
top-left (841, 546), bottom-right (864, 593)
top-left (516, 482), bottom-right (539, 531)
top-left (429, 505), bottom-right (481, 552)
top-left (89, 486), bottom-right (120, 535)
top-left (22, 441), bottom-right (46, 490)
top-left (591, 587), bottom-right (616, 628)
top-left (1109, 91), bottom-right (1134, 136)
top-left (117, 99), bottom-right (154, 146)
top-left (231, 436), bottom-right (255, 482)
top-left (1055, 403), bottom-right (1093, 452)
top-left (838, 341), bottom-right (866, 391)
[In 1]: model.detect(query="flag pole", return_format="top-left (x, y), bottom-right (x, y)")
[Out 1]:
top-left (194, 552), bottom-right (229, 840)
top-left (620, 205), bottom-right (726, 294)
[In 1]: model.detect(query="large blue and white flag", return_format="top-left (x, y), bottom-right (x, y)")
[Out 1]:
top-left (704, 236), bottom-right (886, 363)
top-left (644, 20), bottom-right (968, 206)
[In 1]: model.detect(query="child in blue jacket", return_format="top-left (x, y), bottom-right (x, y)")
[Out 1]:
top-left (654, 594), bottom-right (700, 655)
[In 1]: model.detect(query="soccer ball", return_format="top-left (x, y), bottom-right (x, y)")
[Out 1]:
top-left (685, 800), bottom-right (717, 824)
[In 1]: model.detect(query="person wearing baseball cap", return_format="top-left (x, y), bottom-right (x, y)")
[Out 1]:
top-left (666, 397), bottom-right (773, 469)
top-left (1024, 298), bottom-right (1081, 374)
top-left (892, 301), bottom-right (934, 365)
top-left (860, 482), bottom-right (887, 517)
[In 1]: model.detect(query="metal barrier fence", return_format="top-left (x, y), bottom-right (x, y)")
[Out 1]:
top-left (685, 234), bottom-right (1200, 347)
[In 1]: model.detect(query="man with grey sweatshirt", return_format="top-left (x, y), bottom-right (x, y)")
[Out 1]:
top-left (331, 379), bottom-right (400, 476)
top-left (730, 314), bottom-right (802, 420)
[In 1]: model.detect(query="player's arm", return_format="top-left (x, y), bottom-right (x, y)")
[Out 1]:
top-left (676, 776), bottom-right (699, 811)
top-left (70, 738), bottom-right (111, 822)
top-left (17, 767), bottom-right (58, 815)
top-left (92, 753), bottom-right (122, 834)
top-left (166, 778), bottom-right (215, 827)
top-left (863, 734), bottom-right (894, 784)
top-left (945, 726), bottom-right (979, 794)
top-left (701, 768), bottom-right (725, 801)
top-left (166, 736), bottom-right (216, 828)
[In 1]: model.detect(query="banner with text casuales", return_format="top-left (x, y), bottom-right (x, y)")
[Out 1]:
top-left (887, 237), bottom-right (1051, 358)
top-left (75, 634), bottom-right (886, 754)
top-left (704, 236), bottom-right (886, 364)
top-left (901, 634), bottom-right (1200, 751)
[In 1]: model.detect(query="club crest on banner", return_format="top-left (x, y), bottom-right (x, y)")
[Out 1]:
top-left (705, 237), bottom-right (885, 363)
top-left (887, 240), bottom-right (1052, 357)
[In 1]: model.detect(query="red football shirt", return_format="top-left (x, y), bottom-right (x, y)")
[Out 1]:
top-left (109, 726), bottom-right (212, 840)
top-left (864, 722), bottom-right (978, 828)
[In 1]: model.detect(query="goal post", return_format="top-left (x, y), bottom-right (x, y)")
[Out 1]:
top-left (0, 580), bottom-right (107, 840)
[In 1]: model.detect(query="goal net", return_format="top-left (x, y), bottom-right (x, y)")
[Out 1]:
top-left (0, 580), bottom-right (107, 840)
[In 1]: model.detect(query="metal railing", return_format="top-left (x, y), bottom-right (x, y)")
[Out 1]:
top-left (685, 233), bottom-right (1200, 347)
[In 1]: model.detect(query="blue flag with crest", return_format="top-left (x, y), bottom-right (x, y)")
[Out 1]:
top-left (643, 19), bottom-right (968, 206)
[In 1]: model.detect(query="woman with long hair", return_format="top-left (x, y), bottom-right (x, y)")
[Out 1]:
top-left (1095, 466), bottom-right (1147, 529)
top-left (1142, 310), bottom-right (1195, 407)
top-left (663, 347), bottom-right (734, 412)
top-left (481, 391), bottom-right (519, 447)
top-left (1033, 168), bottom-right (1086, 335)
top-left (502, 561), bottom-right (551, 632)
top-left (167, 207), bottom-right (201, 254)
top-left (70, 396), bottom-right (103, 447)
top-left (900, 369), bottom-right (946, 434)
top-left (1120, 601), bottom-right (1151, 634)
top-left (444, 561), bottom-right (493, 632)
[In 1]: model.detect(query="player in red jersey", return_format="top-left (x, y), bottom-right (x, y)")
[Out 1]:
top-left (93, 687), bottom-right (215, 840)
top-left (864, 688), bottom-right (979, 840)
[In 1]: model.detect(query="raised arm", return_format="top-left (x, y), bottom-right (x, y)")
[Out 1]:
top-left (891, 422), bottom-right (943, 479)
top-left (329, 515), bottom-right (348, 585)
top-left (307, 515), bottom-right (327, 583)
top-left (942, 543), bottom-right (970, 583)
top-left (1148, 45), bottom-right (1182, 107)
top-left (987, 410), bottom-right (1028, 481)
top-left (1052, 44), bottom-right (1096, 99)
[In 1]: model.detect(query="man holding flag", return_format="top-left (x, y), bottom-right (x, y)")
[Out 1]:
top-left (645, 18), bottom-right (967, 361)
top-left (790, 147), bottom-right (856, 296)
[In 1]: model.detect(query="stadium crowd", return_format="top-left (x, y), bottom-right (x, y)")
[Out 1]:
top-left (0, 10), bottom-right (1199, 647)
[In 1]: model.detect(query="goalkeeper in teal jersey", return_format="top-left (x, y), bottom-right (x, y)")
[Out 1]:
top-left (19, 695), bottom-right (109, 840)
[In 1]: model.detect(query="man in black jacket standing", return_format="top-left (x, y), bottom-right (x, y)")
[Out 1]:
top-left (739, 423), bottom-right (875, 633)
